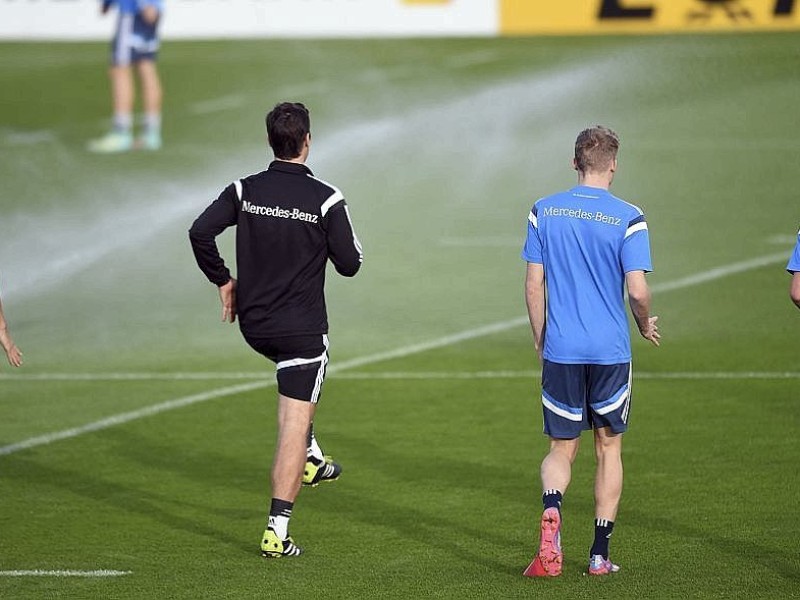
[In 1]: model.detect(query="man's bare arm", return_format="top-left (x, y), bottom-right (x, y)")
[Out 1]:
top-left (0, 298), bottom-right (22, 367)
top-left (625, 270), bottom-right (660, 347)
top-left (525, 262), bottom-right (546, 362)
top-left (791, 272), bottom-right (800, 310)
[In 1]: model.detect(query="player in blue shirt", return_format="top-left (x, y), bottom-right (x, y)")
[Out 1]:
top-left (521, 126), bottom-right (659, 578)
top-left (787, 228), bottom-right (800, 309)
top-left (88, 0), bottom-right (163, 153)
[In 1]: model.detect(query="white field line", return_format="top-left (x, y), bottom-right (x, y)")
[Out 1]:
top-left (0, 252), bottom-right (788, 457)
top-left (332, 371), bottom-right (800, 380)
top-left (648, 251), bottom-right (791, 293)
top-left (0, 372), bottom-right (271, 381)
top-left (3, 370), bottom-right (800, 382)
top-left (0, 570), bottom-right (131, 577)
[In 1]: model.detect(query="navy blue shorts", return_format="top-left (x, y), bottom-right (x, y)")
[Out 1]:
top-left (244, 334), bottom-right (329, 404)
top-left (540, 360), bottom-right (632, 438)
top-left (111, 12), bottom-right (161, 66)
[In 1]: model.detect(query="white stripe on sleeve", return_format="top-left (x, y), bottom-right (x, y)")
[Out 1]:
top-left (320, 191), bottom-right (344, 217)
top-left (625, 222), bottom-right (648, 238)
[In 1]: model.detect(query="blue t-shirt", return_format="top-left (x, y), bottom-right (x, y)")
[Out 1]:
top-left (787, 228), bottom-right (800, 273)
top-left (522, 185), bottom-right (652, 365)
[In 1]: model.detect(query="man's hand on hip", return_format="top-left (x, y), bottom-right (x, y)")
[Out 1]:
top-left (219, 278), bottom-right (237, 323)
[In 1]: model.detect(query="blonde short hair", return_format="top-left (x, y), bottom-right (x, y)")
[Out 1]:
top-left (574, 126), bottom-right (619, 174)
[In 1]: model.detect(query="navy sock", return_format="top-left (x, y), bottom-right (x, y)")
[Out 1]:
top-left (590, 518), bottom-right (614, 559)
top-left (542, 489), bottom-right (563, 512)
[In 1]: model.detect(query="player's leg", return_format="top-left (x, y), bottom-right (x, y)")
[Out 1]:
top-left (135, 59), bottom-right (162, 150)
top-left (110, 64), bottom-right (135, 129)
top-left (256, 335), bottom-right (332, 558)
top-left (272, 395), bottom-right (317, 501)
top-left (586, 362), bottom-right (631, 575)
top-left (523, 436), bottom-right (579, 578)
top-left (541, 436), bottom-right (580, 496)
top-left (131, 10), bottom-right (162, 150)
top-left (261, 393), bottom-right (315, 558)
top-left (89, 14), bottom-right (135, 153)
top-left (589, 426), bottom-right (622, 574)
top-left (524, 361), bottom-right (588, 578)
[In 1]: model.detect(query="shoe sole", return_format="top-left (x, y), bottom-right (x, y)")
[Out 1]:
top-left (538, 507), bottom-right (562, 576)
top-left (587, 564), bottom-right (620, 576)
top-left (303, 473), bottom-right (340, 487)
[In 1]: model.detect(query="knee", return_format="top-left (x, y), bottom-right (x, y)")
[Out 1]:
top-left (594, 432), bottom-right (621, 460)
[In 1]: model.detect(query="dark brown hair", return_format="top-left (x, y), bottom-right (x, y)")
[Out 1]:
top-left (266, 102), bottom-right (310, 159)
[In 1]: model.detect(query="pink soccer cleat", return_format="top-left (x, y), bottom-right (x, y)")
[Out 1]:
top-left (523, 507), bottom-right (562, 577)
top-left (588, 554), bottom-right (620, 576)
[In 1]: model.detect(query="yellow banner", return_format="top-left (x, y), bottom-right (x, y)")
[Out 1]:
top-left (501, 0), bottom-right (800, 35)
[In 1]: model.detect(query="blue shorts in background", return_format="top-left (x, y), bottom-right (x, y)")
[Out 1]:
top-left (111, 12), bottom-right (160, 66)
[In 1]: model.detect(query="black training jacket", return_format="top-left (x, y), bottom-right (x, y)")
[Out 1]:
top-left (189, 160), bottom-right (363, 338)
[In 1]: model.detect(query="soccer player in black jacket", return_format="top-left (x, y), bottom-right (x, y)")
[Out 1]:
top-left (189, 102), bottom-right (362, 558)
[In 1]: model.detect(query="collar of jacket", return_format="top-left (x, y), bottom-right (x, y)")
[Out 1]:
top-left (268, 160), bottom-right (313, 176)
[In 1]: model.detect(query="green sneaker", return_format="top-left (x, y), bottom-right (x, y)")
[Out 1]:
top-left (136, 130), bottom-right (162, 151)
top-left (87, 130), bottom-right (133, 154)
top-left (261, 528), bottom-right (302, 558)
top-left (303, 455), bottom-right (342, 487)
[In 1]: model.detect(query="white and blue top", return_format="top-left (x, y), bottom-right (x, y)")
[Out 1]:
top-left (522, 185), bottom-right (652, 365)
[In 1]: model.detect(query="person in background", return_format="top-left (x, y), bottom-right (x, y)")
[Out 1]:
top-left (88, 0), bottom-right (163, 153)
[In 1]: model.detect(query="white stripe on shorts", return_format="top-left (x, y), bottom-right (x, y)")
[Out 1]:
top-left (274, 335), bottom-right (329, 404)
top-left (309, 335), bottom-right (329, 404)
top-left (542, 395), bottom-right (583, 422)
top-left (115, 14), bottom-right (134, 66)
top-left (621, 363), bottom-right (633, 423)
top-left (595, 388), bottom-right (629, 416)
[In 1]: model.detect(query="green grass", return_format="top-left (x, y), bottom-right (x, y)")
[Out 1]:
top-left (1, 33), bottom-right (799, 598)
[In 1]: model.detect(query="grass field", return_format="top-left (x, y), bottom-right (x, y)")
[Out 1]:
top-left (1, 32), bottom-right (799, 599)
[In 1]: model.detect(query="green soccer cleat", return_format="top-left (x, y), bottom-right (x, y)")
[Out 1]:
top-left (261, 528), bottom-right (302, 558)
top-left (87, 130), bottom-right (133, 154)
top-left (302, 455), bottom-right (342, 487)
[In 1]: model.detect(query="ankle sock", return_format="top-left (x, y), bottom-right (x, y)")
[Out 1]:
top-left (268, 498), bottom-right (293, 540)
top-left (542, 489), bottom-right (563, 512)
top-left (307, 423), bottom-right (324, 464)
top-left (590, 518), bottom-right (614, 559)
top-left (113, 112), bottom-right (132, 134)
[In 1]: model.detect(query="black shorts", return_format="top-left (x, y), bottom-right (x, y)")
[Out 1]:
top-left (244, 334), bottom-right (329, 403)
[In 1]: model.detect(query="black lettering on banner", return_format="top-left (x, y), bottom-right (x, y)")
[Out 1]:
top-left (598, 0), bottom-right (655, 19)
top-left (774, 0), bottom-right (795, 16)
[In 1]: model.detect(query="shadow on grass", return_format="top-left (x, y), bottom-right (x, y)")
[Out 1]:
top-left (0, 452), bottom-right (256, 557)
